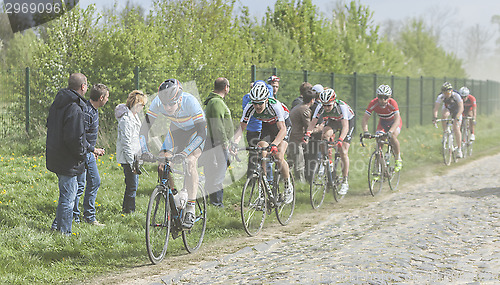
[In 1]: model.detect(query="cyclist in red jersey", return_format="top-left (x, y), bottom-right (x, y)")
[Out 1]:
top-left (361, 84), bottom-right (403, 172)
top-left (458, 86), bottom-right (476, 141)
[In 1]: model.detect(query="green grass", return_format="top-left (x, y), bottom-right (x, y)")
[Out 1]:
top-left (1, 114), bottom-right (500, 284)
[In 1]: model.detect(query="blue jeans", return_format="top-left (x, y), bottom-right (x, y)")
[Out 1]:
top-left (122, 164), bottom-right (138, 213)
top-left (51, 172), bottom-right (85, 235)
top-left (74, 152), bottom-right (101, 223)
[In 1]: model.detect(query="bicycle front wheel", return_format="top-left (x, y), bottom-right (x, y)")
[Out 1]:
top-left (275, 171), bottom-right (295, 226)
top-left (368, 151), bottom-right (383, 196)
top-left (332, 157), bottom-right (345, 202)
top-left (442, 134), bottom-right (452, 165)
top-left (182, 182), bottom-right (207, 253)
top-left (387, 149), bottom-right (401, 191)
top-left (146, 185), bottom-right (171, 264)
top-left (461, 121), bottom-right (469, 159)
top-left (309, 161), bottom-right (327, 209)
top-left (241, 176), bottom-right (266, 236)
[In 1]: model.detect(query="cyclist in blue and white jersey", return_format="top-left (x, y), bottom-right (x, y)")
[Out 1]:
top-left (140, 79), bottom-right (206, 229)
top-left (303, 88), bottom-right (355, 195)
top-left (433, 82), bottom-right (464, 158)
top-left (234, 83), bottom-right (293, 204)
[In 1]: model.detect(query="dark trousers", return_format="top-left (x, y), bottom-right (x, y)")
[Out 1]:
top-left (121, 164), bottom-right (138, 213)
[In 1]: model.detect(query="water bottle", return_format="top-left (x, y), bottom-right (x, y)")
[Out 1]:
top-left (174, 189), bottom-right (188, 209)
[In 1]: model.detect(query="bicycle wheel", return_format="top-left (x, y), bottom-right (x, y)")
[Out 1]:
top-left (451, 134), bottom-right (457, 163)
top-left (442, 133), bottom-right (452, 165)
top-left (146, 185), bottom-right (171, 264)
top-left (182, 182), bottom-right (207, 253)
top-left (241, 176), bottom-right (266, 236)
top-left (387, 149), bottom-right (401, 191)
top-left (332, 157), bottom-right (345, 201)
top-left (461, 121), bottom-right (469, 158)
top-left (275, 171), bottom-right (295, 226)
top-left (309, 160), bottom-right (327, 209)
top-left (368, 151), bottom-right (383, 196)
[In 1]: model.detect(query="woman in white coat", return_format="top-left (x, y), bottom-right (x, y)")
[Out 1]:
top-left (115, 90), bottom-right (147, 213)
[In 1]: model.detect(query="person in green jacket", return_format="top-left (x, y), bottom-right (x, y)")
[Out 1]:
top-left (203, 77), bottom-right (235, 207)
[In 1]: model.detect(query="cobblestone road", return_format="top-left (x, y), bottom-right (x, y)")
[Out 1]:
top-left (152, 154), bottom-right (500, 284)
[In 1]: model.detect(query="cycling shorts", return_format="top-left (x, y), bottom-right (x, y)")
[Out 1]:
top-left (161, 124), bottom-right (205, 155)
top-left (324, 119), bottom-right (355, 144)
top-left (260, 117), bottom-right (292, 144)
top-left (377, 119), bottom-right (402, 134)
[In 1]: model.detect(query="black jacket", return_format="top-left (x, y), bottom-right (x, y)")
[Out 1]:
top-left (46, 88), bottom-right (86, 176)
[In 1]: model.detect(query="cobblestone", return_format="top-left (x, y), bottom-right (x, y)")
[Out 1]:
top-left (153, 154), bottom-right (500, 284)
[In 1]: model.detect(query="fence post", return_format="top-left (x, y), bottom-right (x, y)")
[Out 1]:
top-left (486, 80), bottom-right (490, 115)
top-left (420, 76), bottom-right (424, 125)
top-left (353, 72), bottom-right (358, 117)
top-left (272, 67), bottom-right (278, 76)
top-left (330, 72), bottom-right (335, 88)
top-left (372, 74), bottom-right (377, 131)
top-left (25, 67), bottom-right (30, 135)
top-left (406, 76), bottom-right (410, 128)
top-left (134, 66), bottom-right (140, 90)
top-left (251, 65), bottom-right (256, 83)
top-left (303, 70), bottom-right (308, 83)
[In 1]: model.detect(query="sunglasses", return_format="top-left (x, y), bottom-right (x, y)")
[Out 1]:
top-left (252, 101), bottom-right (265, 105)
top-left (322, 103), bottom-right (334, 107)
top-left (378, 95), bottom-right (389, 100)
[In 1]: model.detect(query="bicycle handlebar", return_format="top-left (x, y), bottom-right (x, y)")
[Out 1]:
top-left (359, 132), bottom-right (389, 147)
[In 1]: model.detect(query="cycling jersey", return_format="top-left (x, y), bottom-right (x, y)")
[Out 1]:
top-left (462, 94), bottom-right (476, 114)
top-left (147, 92), bottom-right (206, 156)
top-left (435, 91), bottom-right (462, 111)
top-left (241, 97), bottom-right (289, 125)
top-left (365, 98), bottom-right (400, 121)
top-left (312, 99), bottom-right (354, 121)
top-left (148, 93), bottom-right (205, 131)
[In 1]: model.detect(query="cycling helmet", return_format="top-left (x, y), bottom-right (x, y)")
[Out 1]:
top-left (441, 82), bottom-right (453, 92)
top-left (158, 79), bottom-right (182, 104)
top-left (319, 88), bottom-right (336, 104)
top-left (376, 84), bottom-right (392, 96)
top-left (312, 84), bottom-right (324, 95)
top-left (249, 82), bottom-right (270, 102)
top-left (459, 86), bottom-right (470, 97)
top-left (267, 75), bottom-right (280, 83)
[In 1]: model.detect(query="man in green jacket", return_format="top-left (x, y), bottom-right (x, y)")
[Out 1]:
top-left (203, 77), bottom-right (234, 207)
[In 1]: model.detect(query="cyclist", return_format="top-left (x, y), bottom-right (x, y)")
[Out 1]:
top-left (433, 82), bottom-right (464, 158)
top-left (361, 84), bottom-right (403, 171)
top-left (234, 83), bottom-right (293, 204)
top-left (140, 79), bottom-right (207, 229)
top-left (303, 88), bottom-right (355, 195)
top-left (458, 86), bottom-right (476, 141)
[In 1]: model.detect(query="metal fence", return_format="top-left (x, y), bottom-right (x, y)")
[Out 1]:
top-left (1, 66), bottom-right (499, 141)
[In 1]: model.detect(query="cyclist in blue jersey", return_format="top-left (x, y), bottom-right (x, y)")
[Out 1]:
top-left (140, 79), bottom-right (207, 229)
top-left (234, 83), bottom-right (293, 204)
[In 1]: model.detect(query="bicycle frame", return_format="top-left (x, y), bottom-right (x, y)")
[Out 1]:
top-left (435, 118), bottom-right (456, 165)
top-left (461, 116), bottom-right (474, 158)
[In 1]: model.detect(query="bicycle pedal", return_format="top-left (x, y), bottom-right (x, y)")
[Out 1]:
top-left (171, 230), bottom-right (180, 239)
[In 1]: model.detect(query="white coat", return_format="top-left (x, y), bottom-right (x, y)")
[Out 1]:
top-left (115, 104), bottom-right (141, 165)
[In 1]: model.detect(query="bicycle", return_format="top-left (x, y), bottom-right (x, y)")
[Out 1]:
top-left (434, 118), bottom-right (458, 165)
top-left (309, 139), bottom-right (344, 209)
top-left (461, 116), bottom-right (474, 158)
top-left (360, 132), bottom-right (401, 196)
top-left (138, 155), bottom-right (207, 264)
top-left (240, 146), bottom-right (295, 236)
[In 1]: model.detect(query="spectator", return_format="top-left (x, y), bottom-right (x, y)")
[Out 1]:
top-left (267, 75), bottom-right (280, 98)
top-left (288, 88), bottom-right (316, 182)
top-left (47, 73), bottom-right (88, 235)
top-left (292, 82), bottom-right (313, 109)
top-left (203, 77), bottom-right (234, 207)
top-left (73, 83), bottom-right (109, 226)
top-left (115, 90), bottom-right (148, 214)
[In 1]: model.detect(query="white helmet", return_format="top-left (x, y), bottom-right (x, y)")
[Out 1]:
top-left (249, 82), bottom-right (269, 102)
top-left (319, 88), bottom-right (336, 104)
top-left (376, 84), bottom-right (392, 96)
top-left (459, 86), bottom-right (470, 97)
top-left (312, 84), bottom-right (324, 95)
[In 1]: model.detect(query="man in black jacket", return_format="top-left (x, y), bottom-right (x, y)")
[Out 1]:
top-left (47, 73), bottom-right (88, 235)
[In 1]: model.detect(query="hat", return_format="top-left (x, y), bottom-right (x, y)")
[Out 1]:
top-left (312, 84), bottom-right (324, 95)
top-left (267, 75), bottom-right (280, 83)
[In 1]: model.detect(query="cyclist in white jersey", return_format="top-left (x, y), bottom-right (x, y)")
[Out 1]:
top-left (234, 83), bottom-right (294, 204)
top-left (303, 88), bottom-right (355, 195)
top-left (140, 79), bottom-right (207, 229)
